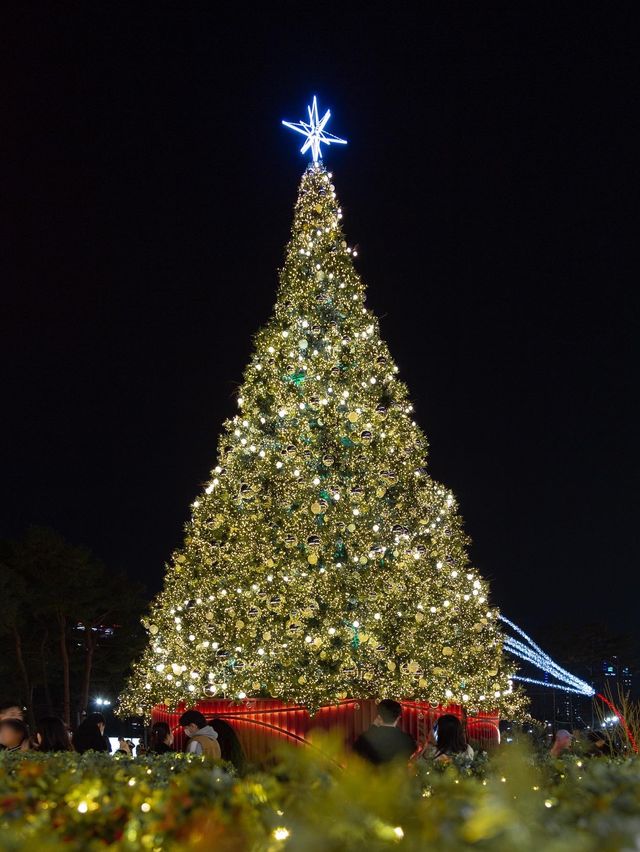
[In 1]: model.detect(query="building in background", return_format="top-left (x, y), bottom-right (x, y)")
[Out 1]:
top-left (602, 656), bottom-right (633, 696)
top-left (524, 655), bottom-right (634, 730)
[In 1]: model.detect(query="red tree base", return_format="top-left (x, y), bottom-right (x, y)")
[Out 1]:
top-left (152, 698), bottom-right (500, 763)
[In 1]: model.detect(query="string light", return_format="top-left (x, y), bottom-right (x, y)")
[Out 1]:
top-left (500, 615), bottom-right (595, 696)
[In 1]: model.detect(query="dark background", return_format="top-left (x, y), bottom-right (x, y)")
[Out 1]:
top-left (2, 5), bottom-right (638, 642)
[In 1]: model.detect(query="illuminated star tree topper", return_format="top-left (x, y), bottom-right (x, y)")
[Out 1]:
top-left (282, 96), bottom-right (347, 162)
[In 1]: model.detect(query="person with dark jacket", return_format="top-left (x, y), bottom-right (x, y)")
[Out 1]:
top-left (35, 717), bottom-right (72, 752)
top-left (211, 718), bottom-right (246, 773)
top-left (353, 699), bottom-right (416, 765)
top-left (73, 713), bottom-right (110, 754)
top-left (149, 721), bottom-right (174, 754)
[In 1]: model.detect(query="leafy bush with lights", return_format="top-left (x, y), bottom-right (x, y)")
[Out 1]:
top-left (1, 739), bottom-right (640, 850)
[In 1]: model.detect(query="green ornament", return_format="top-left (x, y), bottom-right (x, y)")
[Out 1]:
top-left (284, 370), bottom-right (306, 386)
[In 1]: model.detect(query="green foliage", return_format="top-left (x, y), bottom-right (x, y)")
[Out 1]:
top-left (1, 741), bottom-right (639, 850)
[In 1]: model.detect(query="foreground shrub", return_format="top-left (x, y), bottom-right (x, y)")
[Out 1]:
top-left (0, 739), bottom-right (639, 850)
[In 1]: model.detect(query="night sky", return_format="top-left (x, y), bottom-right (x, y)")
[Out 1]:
top-left (3, 6), bottom-right (638, 639)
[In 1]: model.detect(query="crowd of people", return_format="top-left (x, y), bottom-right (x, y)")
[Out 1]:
top-left (0, 698), bottom-right (613, 770)
top-left (0, 702), bottom-right (247, 768)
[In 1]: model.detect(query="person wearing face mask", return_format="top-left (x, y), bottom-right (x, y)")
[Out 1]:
top-left (178, 710), bottom-right (221, 759)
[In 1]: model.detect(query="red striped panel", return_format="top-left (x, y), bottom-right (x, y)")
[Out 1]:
top-left (150, 698), bottom-right (499, 762)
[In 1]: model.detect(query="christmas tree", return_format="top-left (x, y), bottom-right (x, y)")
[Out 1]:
top-left (120, 130), bottom-right (518, 718)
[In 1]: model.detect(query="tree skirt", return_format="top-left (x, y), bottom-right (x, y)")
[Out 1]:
top-left (152, 698), bottom-right (499, 761)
